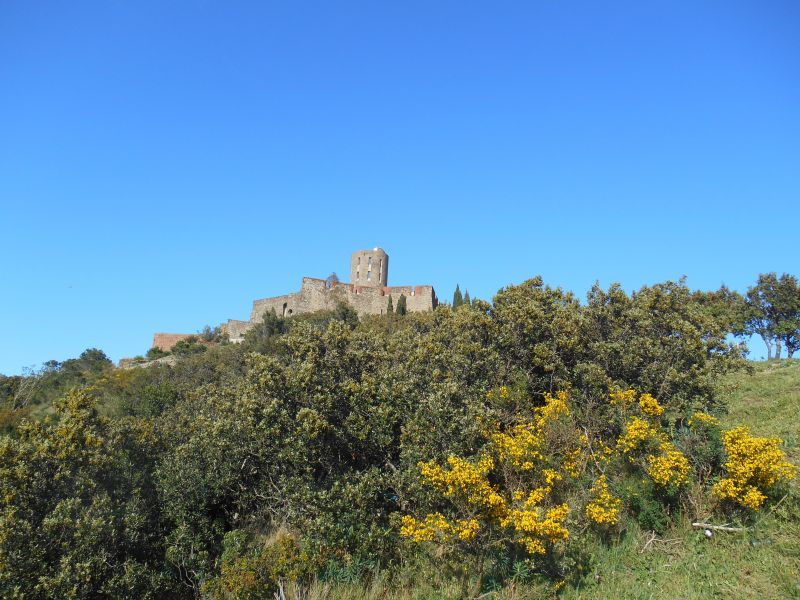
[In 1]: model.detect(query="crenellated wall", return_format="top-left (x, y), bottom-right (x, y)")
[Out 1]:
top-left (158, 248), bottom-right (438, 348)
top-left (246, 278), bottom-right (437, 325)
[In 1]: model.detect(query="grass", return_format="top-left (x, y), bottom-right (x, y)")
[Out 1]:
top-left (290, 360), bottom-right (800, 599)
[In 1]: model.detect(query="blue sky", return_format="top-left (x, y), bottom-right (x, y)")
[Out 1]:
top-left (1, 1), bottom-right (798, 373)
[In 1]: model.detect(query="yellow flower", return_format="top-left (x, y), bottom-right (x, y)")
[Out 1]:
top-left (713, 427), bottom-right (796, 510)
top-left (585, 474), bottom-right (620, 525)
top-left (647, 444), bottom-right (690, 487)
top-left (609, 388), bottom-right (637, 407)
top-left (638, 393), bottom-right (664, 417)
top-left (688, 411), bottom-right (718, 427)
top-left (616, 417), bottom-right (658, 455)
top-left (562, 447), bottom-right (582, 477)
top-left (419, 456), bottom-right (507, 515)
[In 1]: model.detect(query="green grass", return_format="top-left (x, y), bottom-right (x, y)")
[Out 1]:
top-left (305, 361), bottom-right (800, 599)
top-left (565, 360), bottom-right (800, 599)
top-left (722, 359), bottom-right (800, 464)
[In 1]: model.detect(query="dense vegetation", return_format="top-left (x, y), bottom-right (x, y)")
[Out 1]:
top-left (1, 275), bottom-right (798, 599)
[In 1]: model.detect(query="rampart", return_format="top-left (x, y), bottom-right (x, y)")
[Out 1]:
top-left (152, 333), bottom-right (195, 352)
top-left (247, 278), bottom-right (437, 326)
top-left (150, 247), bottom-right (438, 347)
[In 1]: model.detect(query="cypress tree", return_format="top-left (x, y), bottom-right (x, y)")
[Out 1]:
top-left (463, 290), bottom-right (471, 306)
top-left (397, 294), bottom-right (407, 316)
top-left (453, 285), bottom-right (463, 309)
top-left (387, 295), bottom-right (394, 314)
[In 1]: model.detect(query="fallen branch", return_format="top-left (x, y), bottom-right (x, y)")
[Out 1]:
top-left (692, 522), bottom-right (746, 532)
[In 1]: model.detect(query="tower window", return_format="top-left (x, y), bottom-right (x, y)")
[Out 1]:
top-left (368, 257), bottom-right (372, 267)
top-left (356, 271), bottom-right (360, 280)
top-left (368, 271), bottom-right (371, 281)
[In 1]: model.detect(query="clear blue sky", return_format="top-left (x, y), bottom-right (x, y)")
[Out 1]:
top-left (1, 1), bottom-right (798, 373)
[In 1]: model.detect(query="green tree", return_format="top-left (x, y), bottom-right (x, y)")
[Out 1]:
top-left (387, 295), bottom-right (394, 314)
top-left (774, 274), bottom-right (800, 359)
top-left (746, 273), bottom-right (780, 359)
top-left (453, 285), bottom-right (463, 309)
top-left (146, 346), bottom-right (170, 360)
top-left (172, 335), bottom-right (207, 356)
top-left (745, 273), bottom-right (800, 359)
top-left (0, 391), bottom-right (179, 598)
top-left (463, 290), bottom-right (471, 306)
top-left (396, 294), bottom-right (407, 316)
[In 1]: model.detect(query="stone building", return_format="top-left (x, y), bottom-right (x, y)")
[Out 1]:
top-left (223, 247), bottom-right (438, 343)
top-left (144, 248), bottom-right (437, 353)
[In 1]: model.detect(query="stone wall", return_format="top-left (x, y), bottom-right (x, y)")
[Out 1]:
top-left (246, 278), bottom-right (438, 325)
top-left (223, 319), bottom-right (254, 343)
top-left (201, 248), bottom-right (437, 347)
top-left (250, 291), bottom-right (303, 322)
top-left (152, 333), bottom-right (195, 352)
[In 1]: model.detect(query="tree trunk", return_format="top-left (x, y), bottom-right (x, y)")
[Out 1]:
top-left (761, 335), bottom-right (773, 360)
top-left (775, 339), bottom-right (782, 360)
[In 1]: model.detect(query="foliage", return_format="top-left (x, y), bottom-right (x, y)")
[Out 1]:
top-left (713, 426), bottom-right (796, 510)
top-left (744, 273), bottom-right (800, 359)
top-left (0, 391), bottom-right (178, 598)
top-left (2, 275), bottom-right (791, 597)
top-left (396, 293), bottom-right (407, 316)
top-left (172, 335), bottom-right (208, 356)
top-left (452, 284), bottom-right (463, 309)
top-left (146, 346), bottom-right (170, 360)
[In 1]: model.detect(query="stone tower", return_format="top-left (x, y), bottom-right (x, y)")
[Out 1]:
top-left (350, 247), bottom-right (389, 287)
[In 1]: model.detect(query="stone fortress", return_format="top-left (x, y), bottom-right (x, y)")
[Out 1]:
top-left (151, 248), bottom-right (438, 351)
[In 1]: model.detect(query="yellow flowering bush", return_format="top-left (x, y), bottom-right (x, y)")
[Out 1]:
top-left (402, 391), bottom-right (578, 557)
top-left (611, 392), bottom-right (691, 489)
top-left (585, 475), bottom-right (621, 526)
top-left (616, 417), bottom-right (659, 455)
top-left (499, 503), bottom-right (569, 554)
top-left (713, 427), bottom-right (796, 510)
top-left (400, 513), bottom-right (480, 542)
top-left (491, 391), bottom-right (572, 471)
top-left (609, 388), bottom-right (636, 407)
top-left (418, 455), bottom-right (506, 514)
top-left (638, 393), bottom-right (664, 417)
top-left (688, 411), bottom-right (718, 427)
top-left (647, 443), bottom-right (690, 487)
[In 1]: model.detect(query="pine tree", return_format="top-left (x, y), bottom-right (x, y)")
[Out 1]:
top-left (452, 285), bottom-right (463, 309)
top-left (387, 295), bottom-right (394, 314)
top-left (396, 294), bottom-right (407, 316)
top-left (463, 290), bottom-right (471, 306)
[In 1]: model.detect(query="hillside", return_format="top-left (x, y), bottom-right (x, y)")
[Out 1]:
top-left (284, 362), bottom-right (800, 600)
top-left (1, 291), bottom-right (797, 600)
top-left (561, 360), bottom-right (800, 600)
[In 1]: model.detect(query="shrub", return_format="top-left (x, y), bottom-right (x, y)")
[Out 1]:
top-left (713, 427), bottom-right (796, 510)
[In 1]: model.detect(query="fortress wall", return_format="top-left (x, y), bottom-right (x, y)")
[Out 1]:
top-left (248, 279), bottom-right (437, 323)
top-left (150, 249), bottom-right (437, 353)
top-left (152, 333), bottom-right (194, 351)
top-left (383, 285), bottom-right (438, 313)
top-left (251, 292), bottom-right (301, 321)
top-left (224, 319), bottom-right (253, 342)
top-left (344, 284), bottom-right (391, 315)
